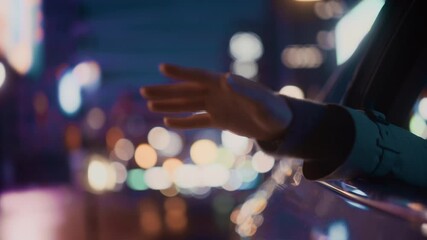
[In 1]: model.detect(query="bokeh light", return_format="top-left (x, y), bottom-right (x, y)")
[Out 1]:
top-left (236, 222), bottom-right (257, 238)
top-left (418, 98), bottom-right (427, 120)
top-left (162, 158), bottom-right (184, 179)
top-left (229, 32), bottom-right (263, 62)
top-left (279, 85), bottom-right (305, 99)
top-left (200, 164), bottom-right (230, 187)
top-left (317, 30), bottom-right (335, 50)
top-left (221, 131), bottom-right (253, 156)
top-left (114, 138), bottom-right (135, 161)
top-left (58, 71), bottom-right (82, 116)
top-left (158, 131), bottom-right (183, 157)
top-left (87, 155), bottom-right (116, 192)
top-left (148, 127), bottom-right (170, 150)
top-left (328, 221), bottom-right (349, 240)
top-left (230, 208), bottom-right (240, 224)
top-left (231, 61), bottom-right (258, 79)
top-left (281, 45), bottom-right (323, 69)
top-left (314, 1), bottom-right (334, 20)
top-left (239, 197), bottom-right (267, 220)
top-left (160, 186), bottom-right (179, 197)
top-left (236, 158), bottom-right (258, 183)
top-left (190, 139), bottom-right (218, 165)
top-left (239, 175), bottom-right (260, 190)
top-left (252, 215), bottom-right (264, 227)
top-left (0, 62), bottom-right (6, 89)
top-left (86, 107), bottom-right (106, 130)
top-left (251, 151), bottom-right (275, 173)
top-left (0, 188), bottom-right (65, 240)
top-left (127, 169), bottom-right (148, 191)
top-left (72, 61), bottom-right (101, 89)
top-left (190, 187), bottom-right (211, 199)
top-left (215, 147), bottom-right (236, 169)
top-left (313, 1), bottom-right (344, 20)
top-left (409, 114), bottom-right (427, 138)
top-left (421, 223), bottom-right (427, 237)
top-left (174, 164), bottom-right (201, 189)
top-left (222, 170), bottom-right (243, 191)
top-left (110, 161), bottom-right (127, 184)
top-left (233, 189), bottom-right (272, 238)
top-left (134, 144), bottom-right (158, 169)
top-left (144, 167), bottom-right (172, 190)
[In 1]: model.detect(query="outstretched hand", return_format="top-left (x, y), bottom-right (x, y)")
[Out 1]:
top-left (140, 64), bottom-right (293, 141)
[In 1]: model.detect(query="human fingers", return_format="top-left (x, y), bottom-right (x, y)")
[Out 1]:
top-left (140, 83), bottom-right (207, 100)
top-left (164, 113), bottom-right (213, 129)
top-left (147, 98), bottom-right (206, 113)
top-left (159, 63), bottom-right (221, 84)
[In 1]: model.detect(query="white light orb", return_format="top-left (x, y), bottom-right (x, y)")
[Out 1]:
top-left (229, 32), bottom-right (264, 62)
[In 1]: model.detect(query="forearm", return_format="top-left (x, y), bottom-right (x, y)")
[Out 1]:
top-left (258, 97), bottom-right (427, 187)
